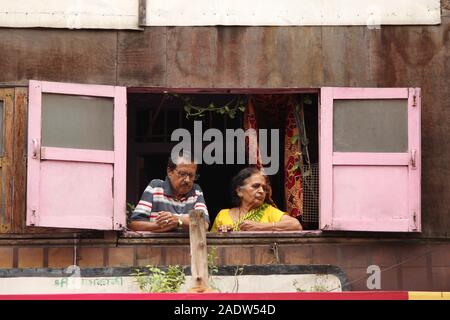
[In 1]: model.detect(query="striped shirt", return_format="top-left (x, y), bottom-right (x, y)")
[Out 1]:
top-left (130, 177), bottom-right (210, 224)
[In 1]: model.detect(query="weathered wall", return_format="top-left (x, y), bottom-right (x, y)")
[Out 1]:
top-left (0, 238), bottom-right (449, 291)
top-left (0, 3), bottom-right (449, 237)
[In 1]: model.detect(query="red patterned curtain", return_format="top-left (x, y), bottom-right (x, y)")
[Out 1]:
top-left (284, 99), bottom-right (304, 218)
top-left (243, 97), bottom-right (262, 169)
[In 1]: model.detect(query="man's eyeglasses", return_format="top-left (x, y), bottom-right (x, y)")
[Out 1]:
top-left (174, 169), bottom-right (200, 181)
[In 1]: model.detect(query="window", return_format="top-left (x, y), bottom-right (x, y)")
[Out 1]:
top-left (126, 91), bottom-right (320, 229)
top-left (25, 84), bottom-right (421, 233)
top-left (26, 81), bottom-right (127, 230)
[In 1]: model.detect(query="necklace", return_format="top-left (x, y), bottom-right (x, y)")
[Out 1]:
top-left (236, 207), bottom-right (243, 222)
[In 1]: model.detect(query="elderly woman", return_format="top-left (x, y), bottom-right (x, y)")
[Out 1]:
top-left (211, 167), bottom-right (302, 232)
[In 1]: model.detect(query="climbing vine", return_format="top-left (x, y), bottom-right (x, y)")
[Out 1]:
top-left (172, 94), bottom-right (247, 119)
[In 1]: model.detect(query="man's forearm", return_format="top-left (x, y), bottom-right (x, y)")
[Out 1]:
top-left (128, 220), bottom-right (174, 232)
top-left (129, 216), bottom-right (208, 232)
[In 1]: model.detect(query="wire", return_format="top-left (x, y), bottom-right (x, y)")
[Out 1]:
top-left (326, 244), bottom-right (447, 292)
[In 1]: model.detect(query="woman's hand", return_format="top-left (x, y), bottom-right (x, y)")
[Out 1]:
top-left (218, 225), bottom-right (232, 233)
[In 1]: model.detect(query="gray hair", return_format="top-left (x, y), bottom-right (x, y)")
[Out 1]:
top-left (167, 150), bottom-right (195, 170)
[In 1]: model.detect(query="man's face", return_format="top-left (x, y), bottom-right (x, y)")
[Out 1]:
top-left (167, 162), bottom-right (198, 196)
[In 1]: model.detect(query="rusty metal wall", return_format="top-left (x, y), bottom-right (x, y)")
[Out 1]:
top-left (0, 2), bottom-right (448, 238)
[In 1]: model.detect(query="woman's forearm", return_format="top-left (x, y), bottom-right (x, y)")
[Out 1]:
top-left (239, 219), bottom-right (302, 231)
top-left (272, 218), bottom-right (302, 231)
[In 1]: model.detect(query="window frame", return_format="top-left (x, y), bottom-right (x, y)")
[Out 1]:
top-left (0, 88), bottom-right (15, 233)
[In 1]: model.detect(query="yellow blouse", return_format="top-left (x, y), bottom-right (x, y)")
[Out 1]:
top-left (211, 204), bottom-right (286, 232)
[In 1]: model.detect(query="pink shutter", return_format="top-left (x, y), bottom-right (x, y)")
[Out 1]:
top-left (26, 80), bottom-right (127, 230)
top-left (320, 87), bottom-right (421, 232)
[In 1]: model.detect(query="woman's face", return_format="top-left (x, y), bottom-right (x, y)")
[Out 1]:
top-left (237, 173), bottom-right (268, 209)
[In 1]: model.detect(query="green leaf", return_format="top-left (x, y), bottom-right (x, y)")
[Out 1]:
top-left (291, 135), bottom-right (299, 145)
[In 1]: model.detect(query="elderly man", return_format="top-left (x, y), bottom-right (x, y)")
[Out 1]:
top-left (129, 153), bottom-right (209, 232)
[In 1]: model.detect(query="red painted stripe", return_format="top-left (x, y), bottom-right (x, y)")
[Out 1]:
top-left (0, 292), bottom-right (409, 300)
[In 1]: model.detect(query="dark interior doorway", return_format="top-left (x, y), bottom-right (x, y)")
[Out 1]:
top-left (127, 92), bottom-right (319, 229)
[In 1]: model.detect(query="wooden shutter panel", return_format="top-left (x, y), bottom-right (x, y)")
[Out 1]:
top-left (319, 87), bottom-right (421, 232)
top-left (26, 81), bottom-right (127, 230)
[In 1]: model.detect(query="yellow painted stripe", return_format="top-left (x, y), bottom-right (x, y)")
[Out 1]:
top-left (409, 292), bottom-right (450, 300)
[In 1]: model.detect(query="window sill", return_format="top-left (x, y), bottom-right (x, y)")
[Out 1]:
top-left (118, 229), bottom-right (435, 245)
top-left (121, 230), bottom-right (322, 238)
top-left (119, 230), bottom-right (323, 245)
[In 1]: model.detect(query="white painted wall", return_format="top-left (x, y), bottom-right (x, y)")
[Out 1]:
top-left (145, 0), bottom-right (441, 26)
top-left (0, 274), bottom-right (342, 294)
top-left (0, 0), bottom-right (139, 29)
top-left (0, 0), bottom-right (441, 29)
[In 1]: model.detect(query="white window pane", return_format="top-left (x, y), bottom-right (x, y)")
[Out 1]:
top-left (333, 99), bottom-right (408, 152)
top-left (42, 94), bottom-right (114, 150)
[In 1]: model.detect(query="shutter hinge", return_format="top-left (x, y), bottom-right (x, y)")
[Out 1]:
top-left (411, 88), bottom-right (419, 107)
top-left (410, 149), bottom-right (417, 169)
top-left (412, 211), bottom-right (418, 231)
top-left (29, 208), bottom-right (37, 226)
